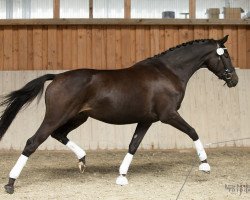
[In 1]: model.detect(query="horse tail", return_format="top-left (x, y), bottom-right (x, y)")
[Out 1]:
top-left (0, 74), bottom-right (56, 140)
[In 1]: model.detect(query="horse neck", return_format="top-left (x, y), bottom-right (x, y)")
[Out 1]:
top-left (160, 44), bottom-right (213, 87)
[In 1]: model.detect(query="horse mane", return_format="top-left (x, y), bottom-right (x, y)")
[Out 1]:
top-left (151, 38), bottom-right (215, 59)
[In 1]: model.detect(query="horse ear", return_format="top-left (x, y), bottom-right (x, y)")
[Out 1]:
top-left (218, 35), bottom-right (229, 45)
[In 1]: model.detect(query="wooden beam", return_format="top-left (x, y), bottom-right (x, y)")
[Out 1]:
top-left (0, 19), bottom-right (249, 26)
top-left (124, 0), bottom-right (131, 19)
top-left (89, 0), bottom-right (93, 19)
top-left (189, 0), bottom-right (196, 19)
top-left (53, 0), bottom-right (60, 19)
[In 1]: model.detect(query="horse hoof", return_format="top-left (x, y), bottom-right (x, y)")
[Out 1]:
top-left (4, 185), bottom-right (14, 194)
top-left (199, 163), bottom-right (211, 173)
top-left (78, 161), bottom-right (86, 173)
top-left (116, 175), bottom-right (128, 186)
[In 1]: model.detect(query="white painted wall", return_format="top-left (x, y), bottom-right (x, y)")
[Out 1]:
top-left (0, 69), bottom-right (249, 151)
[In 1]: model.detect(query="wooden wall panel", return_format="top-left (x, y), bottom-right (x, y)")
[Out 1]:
top-left (115, 27), bottom-right (122, 68)
top-left (77, 26), bottom-right (87, 67)
top-left (71, 26), bottom-right (78, 69)
top-left (0, 25), bottom-right (249, 71)
top-left (33, 27), bottom-right (43, 70)
top-left (92, 26), bottom-right (103, 69)
top-left (130, 26), bottom-right (136, 64)
top-left (238, 27), bottom-right (247, 69)
top-left (12, 27), bottom-right (19, 70)
top-left (159, 26), bottom-right (165, 52)
top-left (3, 27), bottom-right (13, 70)
top-left (246, 27), bottom-right (250, 69)
top-left (164, 26), bottom-right (178, 49)
top-left (42, 26), bottom-right (48, 69)
top-left (62, 26), bottom-right (72, 69)
top-left (106, 26), bottom-right (116, 68)
top-left (57, 26), bottom-right (63, 68)
top-left (231, 26), bottom-right (238, 66)
top-left (27, 27), bottom-right (33, 70)
top-left (121, 27), bottom-right (132, 68)
top-left (135, 26), bottom-right (144, 62)
top-left (101, 26), bottom-right (107, 69)
top-left (48, 26), bottom-right (57, 69)
top-left (0, 28), bottom-right (3, 70)
top-left (179, 26), bottom-right (194, 44)
top-left (144, 26), bottom-right (151, 59)
top-left (194, 26), bottom-right (206, 39)
top-left (19, 27), bottom-right (28, 70)
top-left (86, 26), bottom-right (92, 67)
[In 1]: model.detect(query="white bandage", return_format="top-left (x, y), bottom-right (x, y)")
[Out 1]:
top-left (66, 141), bottom-right (86, 159)
top-left (119, 153), bottom-right (133, 175)
top-left (9, 154), bottom-right (28, 179)
top-left (194, 139), bottom-right (207, 161)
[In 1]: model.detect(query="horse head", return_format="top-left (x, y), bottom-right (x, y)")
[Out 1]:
top-left (205, 35), bottom-right (238, 88)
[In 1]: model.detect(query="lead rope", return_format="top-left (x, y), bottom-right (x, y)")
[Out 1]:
top-left (175, 137), bottom-right (250, 200)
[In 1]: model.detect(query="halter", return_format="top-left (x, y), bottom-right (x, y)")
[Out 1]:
top-left (216, 44), bottom-right (234, 80)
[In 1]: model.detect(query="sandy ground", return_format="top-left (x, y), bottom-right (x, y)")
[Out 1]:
top-left (0, 148), bottom-right (249, 200)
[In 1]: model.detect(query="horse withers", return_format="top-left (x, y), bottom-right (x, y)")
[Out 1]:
top-left (0, 35), bottom-right (238, 194)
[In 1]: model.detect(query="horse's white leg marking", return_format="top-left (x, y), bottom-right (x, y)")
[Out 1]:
top-left (116, 153), bottom-right (133, 185)
top-left (66, 141), bottom-right (86, 173)
top-left (66, 141), bottom-right (86, 159)
top-left (194, 139), bottom-right (211, 172)
top-left (194, 139), bottom-right (207, 161)
top-left (9, 154), bottom-right (28, 179)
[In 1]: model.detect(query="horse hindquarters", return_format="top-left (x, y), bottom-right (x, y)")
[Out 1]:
top-left (5, 74), bottom-right (87, 194)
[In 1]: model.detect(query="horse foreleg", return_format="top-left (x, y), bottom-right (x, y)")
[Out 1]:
top-left (51, 112), bottom-right (88, 173)
top-left (116, 122), bottom-right (152, 186)
top-left (162, 112), bottom-right (211, 173)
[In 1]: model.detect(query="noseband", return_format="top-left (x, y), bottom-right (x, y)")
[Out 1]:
top-left (216, 45), bottom-right (234, 81)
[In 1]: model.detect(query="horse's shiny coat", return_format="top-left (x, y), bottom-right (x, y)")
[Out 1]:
top-left (0, 36), bottom-right (238, 193)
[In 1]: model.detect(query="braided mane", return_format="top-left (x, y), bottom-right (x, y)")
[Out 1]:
top-left (151, 39), bottom-right (215, 59)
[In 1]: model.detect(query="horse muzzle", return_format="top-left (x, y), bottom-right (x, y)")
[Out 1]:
top-left (225, 72), bottom-right (238, 88)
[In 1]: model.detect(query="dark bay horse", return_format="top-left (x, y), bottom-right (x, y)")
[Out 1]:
top-left (0, 35), bottom-right (238, 194)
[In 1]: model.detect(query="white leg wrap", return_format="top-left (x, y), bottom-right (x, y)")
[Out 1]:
top-left (194, 139), bottom-right (207, 161)
top-left (66, 141), bottom-right (86, 159)
top-left (9, 154), bottom-right (28, 179)
top-left (119, 153), bottom-right (133, 175)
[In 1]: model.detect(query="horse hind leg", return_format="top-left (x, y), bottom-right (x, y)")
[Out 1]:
top-left (51, 112), bottom-right (88, 173)
top-left (4, 121), bottom-right (54, 194)
top-left (4, 110), bottom-right (80, 194)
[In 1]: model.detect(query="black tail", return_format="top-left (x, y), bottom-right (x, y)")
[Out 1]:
top-left (0, 74), bottom-right (56, 140)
